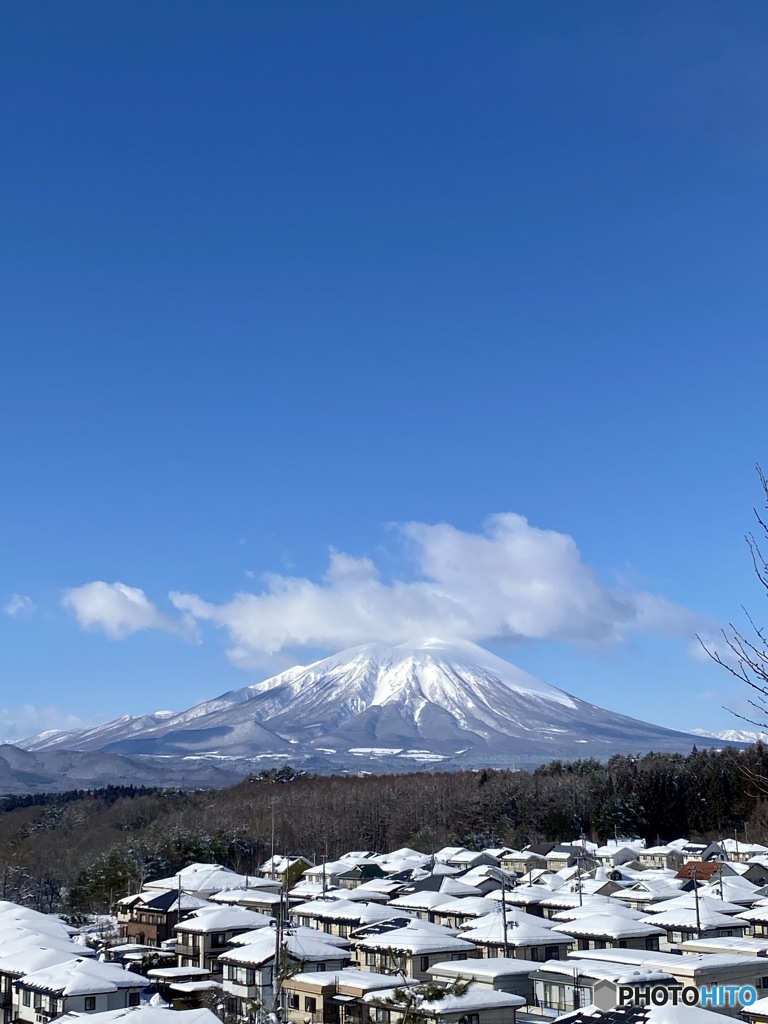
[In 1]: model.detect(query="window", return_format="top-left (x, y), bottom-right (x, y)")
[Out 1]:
top-left (287, 994), bottom-right (299, 1010)
top-left (23, 992), bottom-right (31, 1007)
top-left (85, 997), bottom-right (97, 1011)
top-left (451, 954), bottom-right (464, 961)
top-left (545, 946), bottom-right (561, 961)
top-left (760, 978), bottom-right (768, 990)
top-left (420, 957), bottom-right (429, 973)
top-left (646, 937), bottom-right (658, 950)
top-left (315, 964), bottom-right (326, 972)
top-left (457, 1015), bottom-right (479, 1024)
top-left (211, 933), bottom-right (227, 948)
top-left (619, 941), bottom-right (627, 949)
top-left (128, 993), bottom-right (140, 1007)
top-left (529, 948), bottom-right (539, 961)
top-left (304, 997), bottom-right (317, 1013)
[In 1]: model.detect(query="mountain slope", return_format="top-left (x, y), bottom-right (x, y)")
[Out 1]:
top-left (22, 638), bottom-right (715, 767)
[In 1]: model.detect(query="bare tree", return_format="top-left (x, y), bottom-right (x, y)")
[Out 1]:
top-left (700, 466), bottom-right (768, 729)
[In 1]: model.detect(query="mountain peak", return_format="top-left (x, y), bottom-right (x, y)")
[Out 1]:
top-left (21, 637), bottom-right (714, 769)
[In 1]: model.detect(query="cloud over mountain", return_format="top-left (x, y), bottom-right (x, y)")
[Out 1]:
top-left (62, 514), bottom-right (706, 666)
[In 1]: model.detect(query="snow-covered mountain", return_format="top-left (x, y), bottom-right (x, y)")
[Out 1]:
top-left (691, 728), bottom-right (768, 743)
top-left (22, 638), bottom-right (721, 770)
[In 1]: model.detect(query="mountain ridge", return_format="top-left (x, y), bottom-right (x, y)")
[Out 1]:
top-left (21, 638), bottom-right (720, 773)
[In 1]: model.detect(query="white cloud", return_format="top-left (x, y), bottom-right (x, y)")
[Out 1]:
top-left (4, 594), bottom-right (36, 619)
top-left (0, 705), bottom-right (99, 743)
top-left (62, 581), bottom-right (197, 641)
top-left (167, 513), bottom-right (707, 665)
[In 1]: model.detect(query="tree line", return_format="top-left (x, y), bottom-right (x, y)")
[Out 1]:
top-left (2, 745), bottom-right (767, 913)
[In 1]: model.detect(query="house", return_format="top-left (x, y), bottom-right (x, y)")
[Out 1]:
top-left (459, 912), bottom-right (574, 962)
top-left (209, 889), bottom-right (282, 916)
top-left (302, 861), bottom-right (360, 891)
top-left (431, 897), bottom-right (502, 931)
top-left (386, 892), bottom-right (457, 923)
top-left (433, 849), bottom-right (498, 871)
top-left (681, 843), bottom-right (725, 864)
top-left (364, 983), bottom-right (525, 1024)
top-left (117, 890), bottom-right (209, 946)
top-left (291, 898), bottom-right (406, 938)
top-left (531, 958), bottom-right (676, 1016)
top-left (640, 893), bottom-right (746, 947)
top-left (735, 905), bottom-right (768, 936)
top-left (550, 912), bottom-right (664, 952)
top-left (282, 968), bottom-right (416, 1024)
top-left (56, 1007), bottom-right (222, 1024)
top-left (13, 958), bottom-right (145, 1023)
top-left (611, 880), bottom-right (687, 911)
top-left (638, 846), bottom-right (685, 871)
top-left (144, 966), bottom-right (215, 1006)
top-left (500, 847), bottom-right (553, 876)
top-left (572, 947), bottom-right (768, 1015)
top-left (677, 936), bottom-right (768, 957)
top-left (335, 864), bottom-right (389, 890)
top-left (175, 906), bottom-right (274, 975)
top-left (353, 921), bottom-right (476, 980)
top-left (143, 863), bottom-right (262, 900)
top-left (429, 957), bottom-right (542, 1007)
top-left (594, 845), bottom-right (645, 870)
top-left (0, 944), bottom-right (97, 1024)
top-left (259, 856), bottom-right (314, 886)
top-left (219, 929), bottom-right (350, 1019)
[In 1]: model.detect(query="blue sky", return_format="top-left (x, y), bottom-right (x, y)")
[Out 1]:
top-left (2, 0), bottom-right (768, 740)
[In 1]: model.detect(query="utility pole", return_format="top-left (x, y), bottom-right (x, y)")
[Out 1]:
top-left (270, 798), bottom-right (276, 880)
top-left (691, 865), bottom-right (702, 939)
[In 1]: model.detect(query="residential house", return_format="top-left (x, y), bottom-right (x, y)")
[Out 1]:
top-left (282, 968), bottom-right (416, 1024)
top-left (364, 983), bottom-right (524, 1024)
top-left (219, 928), bottom-right (349, 1019)
top-left (353, 922), bottom-right (476, 981)
top-left (117, 890), bottom-right (209, 946)
top-left (531, 958), bottom-right (676, 1016)
top-left (259, 856), bottom-right (314, 886)
top-left (175, 906), bottom-right (274, 975)
top-left (573, 948), bottom-right (768, 1017)
top-left (459, 912), bottom-right (574, 962)
top-left (428, 957), bottom-right (542, 1007)
top-left (14, 958), bottom-right (145, 1023)
top-left (291, 898), bottom-right (406, 938)
top-left (638, 846), bottom-right (685, 871)
top-left (550, 912), bottom-right (664, 952)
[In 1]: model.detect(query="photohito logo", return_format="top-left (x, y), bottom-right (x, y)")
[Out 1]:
top-left (616, 984), bottom-right (758, 1009)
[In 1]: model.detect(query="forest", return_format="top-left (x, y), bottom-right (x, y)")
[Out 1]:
top-left (3, 743), bottom-right (768, 914)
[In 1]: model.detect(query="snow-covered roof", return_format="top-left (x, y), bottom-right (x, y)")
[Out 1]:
top-left (20, 958), bottom-right (144, 996)
top-left (59, 1008), bottom-right (221, 1024)
top-left (289, 968), bottom-right (417, 993)
top-left (385, 892), bottom-right (446, 912)
top-left (229, 925), bottom-right (349, 949)
top-left (364, 986), bottom-right (525, 1013)
top-left (145, 864), bottom-right (251, 894)
top-left (460, 914), bottom-right (573, 948)
top-left (176, 906), bottom-right (273, 933)
top-left (551, 913), bottom-right (664, 939)
top-left (355, 922), bottom-right (475, 955)
top-left (432, 896), bottom-right (500, 917)
top-left (146, 967), bottom-right (211, 980)
top-left (292, 898), bottom-right (402, 923)
top-left (219, 931), bottom-right (348, 967)
top-left (539, 957), bottom-right (675, 985)
top-left (646, 893), bottom-right (744, 915)
top-left (209, 889), bottom-right (281, 907)
top-left (641, 905), bottom-right (748, 930)
top-left (429, 957), bottom-right (541, 979)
